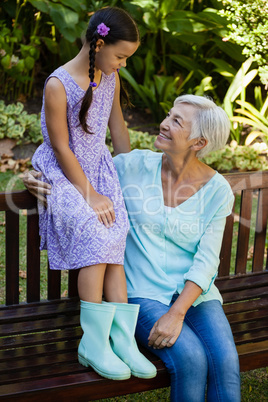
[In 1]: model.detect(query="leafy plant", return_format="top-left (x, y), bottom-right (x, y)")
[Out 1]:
top-left (120, 0), bottom-right (246, 122)
top-left (120, 67), bottom-right (190, 121)
top-left (201, 141), bottom-right (267, 172)
top-left (219, 0), bottom-right (268, 87)
top-left (0, 17), bottom-right (41, 99)
top-left (106, 125), bottom-right (157, 154)
top-left (222, 58), bottom-right (259, 143)
top-left (0, 100), bottom-right (42, 144)
top-left (0, 0), bottom-right (92, 99)
top-left (231, 96), bottom-right (268, 145)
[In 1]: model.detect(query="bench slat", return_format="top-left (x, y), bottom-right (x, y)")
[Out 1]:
top-left (252, 188), bottom-right (268, 272)
top-left (218, 203), bottom-right (235, 276)
top-left (221, 286), bottom-right (268, 303)
top-left (47, 264), bottom-right (61, 300)
top-left (227, 308), bottom-right (268, 324)
top-left (5, 210), bottom-right (20, 305)
top-left (223, 297), bottom-right (268, 315)
top-left (27, 213), bottom-right (40, 302)
top-left (225, 171), bottom-right (268, 191)
top-left (0, 363), bottom-right (170, 402)
top-left (0, 339), bottom-right (78, 362)
top-left (0, 327), bottom-right (81, 351)
top-left (68, 269), bottom-right (79, 297)
top-left (234, 329), bottom-right (268, 344)
top-left (235, 189), bottom-right (253, 274)
top-left (0, 190), bottom-right (37, 211)
top-left (216, 271), bottom-right (268, 291)
top-left (0, 299), bottom-right (80, 322)
top-left (0, 314), bottom-right (80, 336)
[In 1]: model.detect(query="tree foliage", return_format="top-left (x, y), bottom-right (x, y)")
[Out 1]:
top-left (219, 0), bottom-right (268, 87)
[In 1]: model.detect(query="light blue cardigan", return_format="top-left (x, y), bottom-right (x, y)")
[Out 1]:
top-left (114, 149), bottom-right (234, 306)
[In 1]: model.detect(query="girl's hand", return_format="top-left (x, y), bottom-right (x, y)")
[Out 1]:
top-left (148, 311), bottom-right (184, 349)
top-left (88, 192), bottom-right (115, 228)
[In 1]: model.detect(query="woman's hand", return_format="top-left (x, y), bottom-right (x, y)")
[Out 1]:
top-left (148, 311), bottom-right (184, 349)
top-left (23, 170), bottom-right (51, 206)
top-left (148, 281), bottom-right (203, 349)
top-left (87, 192), bottom-right (115, 228)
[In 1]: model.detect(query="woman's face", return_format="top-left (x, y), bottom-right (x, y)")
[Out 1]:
top-left (95, 40), bottom-right (139, 75)
top-left (154, 102), bottom-right (198, 154)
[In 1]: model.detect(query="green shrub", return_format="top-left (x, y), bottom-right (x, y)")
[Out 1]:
top-left (202, 141), bottom-right (268, 172)
top-left (106, 126), bottom-right (157, 154)
top-left (0, 100), bottom-right (42, 144)
top-left (220, 0), bottom-right (268, 87)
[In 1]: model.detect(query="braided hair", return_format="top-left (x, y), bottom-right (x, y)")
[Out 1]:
top-left (79, 7), bottom-right (139, 133)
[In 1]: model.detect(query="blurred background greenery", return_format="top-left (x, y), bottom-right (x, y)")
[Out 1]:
top-left (0, 0), bottom-right (268, 151)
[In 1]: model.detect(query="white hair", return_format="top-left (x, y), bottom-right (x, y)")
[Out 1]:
top-left (174, 94), bottom-right (230, 158)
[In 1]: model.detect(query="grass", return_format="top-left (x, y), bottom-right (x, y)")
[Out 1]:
top-left (0, 171), bottom-right (267, 400)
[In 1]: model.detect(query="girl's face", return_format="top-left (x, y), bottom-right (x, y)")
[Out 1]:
top-left (154, 103), bottom-right (198, 154)
top-left (95, 40), bottom-right (139, 75)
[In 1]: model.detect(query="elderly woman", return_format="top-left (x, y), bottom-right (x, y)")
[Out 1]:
top-left (24, 95), bottom-right (240, 401)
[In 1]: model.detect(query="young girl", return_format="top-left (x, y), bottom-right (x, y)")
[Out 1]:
top-left (31, 7), bottom-right (156, 381)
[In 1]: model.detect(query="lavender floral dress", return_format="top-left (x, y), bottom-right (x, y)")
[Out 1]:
top-left (32, 67), bottom-right (129, 270)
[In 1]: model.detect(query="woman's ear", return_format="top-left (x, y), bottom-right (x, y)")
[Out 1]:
top-left (191, 137), bottom-right (208, 152)
top-left (95, 39), bottom-right (105, 52)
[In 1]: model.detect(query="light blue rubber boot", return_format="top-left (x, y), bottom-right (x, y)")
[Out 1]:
top-left (78, 300), bottom-right (131, 380)
top-left (107, 302), bottom-right (157, 379)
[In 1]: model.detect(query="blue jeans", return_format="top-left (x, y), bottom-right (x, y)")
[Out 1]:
top-left (129, 296), bottom-right (241, 402)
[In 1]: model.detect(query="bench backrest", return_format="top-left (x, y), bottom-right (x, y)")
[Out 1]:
top-left (0, 170), bottom-right (267, 306)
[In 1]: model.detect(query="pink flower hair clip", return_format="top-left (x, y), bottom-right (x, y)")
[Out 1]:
top-left (97, 23), bottom-right (110, 37)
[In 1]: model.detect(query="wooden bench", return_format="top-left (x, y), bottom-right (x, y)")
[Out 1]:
top-left (0, 170), bottom-right (267, 401)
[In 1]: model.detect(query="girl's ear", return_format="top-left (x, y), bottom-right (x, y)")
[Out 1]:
top-left (95, 39), bottom-right (105, 52)
top-left (191, 137), bottom-right (208, 152)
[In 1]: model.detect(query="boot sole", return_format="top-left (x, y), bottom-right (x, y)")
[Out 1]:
top-left (78, 354), bottom-right (131, 381)
top-left (131, 370), bottom-right (157, 379)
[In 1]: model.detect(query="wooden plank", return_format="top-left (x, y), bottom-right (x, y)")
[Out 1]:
top-left (231, 318), bottom-right (268, 335)
top-left (0, 190), bottom-right (37, 212)
top-left (239, 350), bottom-right (268, 372)
top-left (224, 171), bottom-right (268, 192)
top-left (27, 213), bottom-right (40, 302)
top-left (0, 351), bottom-right (80, 377)
top-left (218, 202), bottom-right (235, 277)
top-left (233, 329), bottom-right (268, 344)
top-left (0, 299), bottom-right (80, 322)
top-left (0, 359), bottom-right (86, 386)
top-left (0, 327), bottom-right (82, 351)
top-left (235, 189), bottom-right (253, 274)
top-left (68, 270), bottom-right (79, 297)
top-left (5, 210), bottom-right (20, 305)
top-left (221, 286), bottom-right (268, 303)
top-left (47, 263), bottom-right (61, 300)
top-left (236, 339), bottom-right (268, 355)
top-left (252, 188), bottom-right (268, 272)
top-left (0, 339), bottom-right (79, 363)
top-left (0, 361), bottom-right (169, 402)
top-left (0, 314), bottom-right (80, 337)
top-left (223, 298), bottom-right (268, 315)
top-left (216, 271), bottom-right (268, 292)
top-left (226, 308), bottom-right (268, 324)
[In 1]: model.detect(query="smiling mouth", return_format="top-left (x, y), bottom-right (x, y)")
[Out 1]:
top-left (158, 132), bottom-right (171, 140)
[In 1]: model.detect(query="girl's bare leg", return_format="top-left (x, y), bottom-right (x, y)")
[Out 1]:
top-left (103, 264), bottom-right (128, 303)
top-left (77, 263), bottom-right (107, 303)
